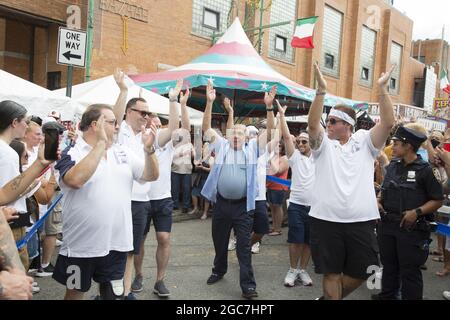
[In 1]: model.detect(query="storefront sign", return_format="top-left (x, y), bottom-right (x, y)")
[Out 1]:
top-left (99, 0), bottom-right (149, 23)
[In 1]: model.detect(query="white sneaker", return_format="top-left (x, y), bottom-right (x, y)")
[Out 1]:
top-left (251, 242), bottom-right (260, 254)
top-left (284, 268), bottom-right (299, 287)
top-left (56, 239), bottom-right (63, 247)
top-left (444, 291), bottom-right (450, 300)
top-left (32, 282), bottom-right (40, 294)
top-left (228, 238), bottom-right (236, 251)
top-left (298, 269), bottom-right (313, 286)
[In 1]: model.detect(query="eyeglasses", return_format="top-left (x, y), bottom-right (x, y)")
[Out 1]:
top-left (299, 140), bottom-right (309, 145)
top-left (326, 118), bottom-right (344, 125)
top-left (130, 108), bottom-right (152, 118)
top-left (104, 119), bottom-right (118, 126)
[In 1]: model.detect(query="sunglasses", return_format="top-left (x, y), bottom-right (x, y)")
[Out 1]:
top-left (298, 140), bottom-right (309, 145)
top-left (326, 118), bottom-right (344, 125)
top-left (130, 108), bottom-right (152, 118)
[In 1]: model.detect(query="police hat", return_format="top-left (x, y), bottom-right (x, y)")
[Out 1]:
top-left (392, 125), bottom-right (427, 149)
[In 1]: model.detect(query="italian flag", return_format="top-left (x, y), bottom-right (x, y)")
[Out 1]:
top-left (291, 16), bottom-right (318, 49)
top-left (440, 69), bottom-right (450, 94)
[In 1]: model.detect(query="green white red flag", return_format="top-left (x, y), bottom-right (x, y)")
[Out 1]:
top-left (291, 16), bottom-right (318, 49)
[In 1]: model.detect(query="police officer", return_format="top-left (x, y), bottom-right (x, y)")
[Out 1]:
top-left (374, 125), bottom-right (444, 300)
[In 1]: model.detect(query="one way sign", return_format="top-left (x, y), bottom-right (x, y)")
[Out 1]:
top-left (57, 27), bottom-right (87, 68)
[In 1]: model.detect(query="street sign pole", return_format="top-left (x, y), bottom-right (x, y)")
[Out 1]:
top-left (66, 65), bottom-right (73, 97)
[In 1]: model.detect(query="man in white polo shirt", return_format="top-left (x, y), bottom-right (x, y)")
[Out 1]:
top-left (276, 102), bottom-right (315, 287)
top-left (53, 104), bottom-right (159, 300)
top-left (307, 62), bottom-right (395, 300)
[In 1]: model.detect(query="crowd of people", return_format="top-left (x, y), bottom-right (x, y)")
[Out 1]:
top-left (0, 65), bottom-right (449, 300)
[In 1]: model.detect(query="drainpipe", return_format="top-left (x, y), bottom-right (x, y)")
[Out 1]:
top-left (85, 0), bottom-right (94, 81)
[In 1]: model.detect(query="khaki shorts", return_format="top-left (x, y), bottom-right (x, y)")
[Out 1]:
top-left (44, 193), bottom-right (62, 236)
top-left (11, 227), bottom-right (29, 270)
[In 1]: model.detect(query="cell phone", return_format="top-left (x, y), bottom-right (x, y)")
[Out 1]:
top-left (444, 142), bottom-right (450, 152)
top-left (44, 128), bottom-right (59, 160)
top-left (431, 139), bottom-right (440, 149)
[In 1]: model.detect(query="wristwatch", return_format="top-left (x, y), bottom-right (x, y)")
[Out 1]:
top-left (169, 96), bottom-right (178, 102)
top-left (144, 146), bottom-right (156, 155)
top-left (415, 208), bottom-right (423, 218)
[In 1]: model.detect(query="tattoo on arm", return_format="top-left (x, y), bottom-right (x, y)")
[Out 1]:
top-left (11, 174), bottom-right (25, 191)
top-left (309, 130), bottom-right (324, 150)
top-left (0, 212), bottom-right (25, 272)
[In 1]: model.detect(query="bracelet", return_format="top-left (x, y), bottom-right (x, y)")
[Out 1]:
top-left (316, 91), bottom-right (326, 96)
top-left (169, 97), bottom-right (178, 102)
top-left (144, 146), bottom-right (156, 155)
top-left (266, 108), bottom-right (274, 112)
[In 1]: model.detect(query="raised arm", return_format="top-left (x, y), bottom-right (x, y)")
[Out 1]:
top-left (276, 101), bottom-right (294, 158)
top-left (113, 68), bottom-right (128, 127)
top-left (62, 116), bottom-right (108, 189)
top-left (223, 97), bottom-right (234, 130)
top-left (0, 143), bottom-right (55, 206)
top-left (141, 124), bottom-right (159, 181)
top-left (180, 88), bottom-right (191, 130)
top-left (158, 79), bottom-right (183, 147)
top-left (370, 65), bottom-right (396, 149)
top-left (202, 81), bottom-right (219, 143)
top-left (258, 85), bottom-right (277, 149)
top-left (308, 62), bottom-right (326, 150)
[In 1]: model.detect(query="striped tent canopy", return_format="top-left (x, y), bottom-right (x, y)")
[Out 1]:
top-left (130, 18), bottom-right (366, 117)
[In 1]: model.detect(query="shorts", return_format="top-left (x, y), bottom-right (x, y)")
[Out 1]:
top-left (287, 202), bottom-right (311, 244)
top-left (52, 251), bottom-right (127, 292)
top-left (267, 189), bottom-right (286, 206)
top-left (144, 198), bottom-right (173, 234)
top-left (27, 231), bottom-right (40, 260)
top-left (131, 201), bottom-right (151, 254)
top-left (251, 200), bottom-right (270, 235)
top-left (310, 217), bottom-right (378, 280)
top-left (11, 227), bottom-right (29, 270)
top-left (44, 192), bottom-right (63, 236)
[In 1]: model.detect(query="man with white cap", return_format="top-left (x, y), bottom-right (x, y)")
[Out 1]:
top-left (307, 62), bottom-right (396, 300)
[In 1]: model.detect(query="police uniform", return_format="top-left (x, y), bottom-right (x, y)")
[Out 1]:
top-left (377, 126), bottom-right (444, 300)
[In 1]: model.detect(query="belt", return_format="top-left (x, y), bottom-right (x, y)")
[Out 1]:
top-left (217, 193), bottom-right (246, 204)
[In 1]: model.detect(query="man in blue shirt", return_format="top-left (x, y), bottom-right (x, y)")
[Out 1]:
top-left (201, 81), bottom-right (276, 299)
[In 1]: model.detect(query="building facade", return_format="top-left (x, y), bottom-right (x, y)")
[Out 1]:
top-left (0, 0), bottom-right (434, 110)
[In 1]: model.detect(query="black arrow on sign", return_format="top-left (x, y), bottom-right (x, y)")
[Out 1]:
top-left (62, 51), bottom-right (81, 61)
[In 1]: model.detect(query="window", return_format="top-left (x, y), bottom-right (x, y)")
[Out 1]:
top-left (203, 8), bottom-right (219, 30)
top-left (390, 42), bottom-right (403, 94)
top-left (47, 71), bottom-right (61, 90)
top-left (268, 0), bottom-right (296, 63)
top-left (325, 53), bottom-right (334, 69)
top-left (275, 35), bottom-right (287, 52)
top-left (359, 26), bottom-right (377, 87)
top-left (390, 78), bottom-right (397, 91)
top-left (192, 0), bottom-right (232, 38)
top-left (361, 67), bottom-right (369, 81)
top-left (321, 5), bottom-right (343, 77)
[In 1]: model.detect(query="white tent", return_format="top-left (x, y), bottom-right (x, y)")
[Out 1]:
top-left (0, 69), bottom-right (84, 121)
top-left (52, 75), bottom-right (203, 125)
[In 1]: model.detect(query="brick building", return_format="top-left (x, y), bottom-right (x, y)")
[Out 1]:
top-left (0, 0), bottom-right (435, 110)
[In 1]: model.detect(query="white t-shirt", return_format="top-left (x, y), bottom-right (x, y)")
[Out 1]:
top-left (309, 130), bottom-right (380, 223)
top-left (148, 140), bottom-right (175, 200)
top-left (255, 151), bottom-right (268, 201)
top-left (55, 137), bottom-right (144, 257)
top-left (0, 140), bottom-right (27, 212)
top-left (288, 150), bottom-right (315, 206)
top-left (117, 121), bottom-right (152, 202)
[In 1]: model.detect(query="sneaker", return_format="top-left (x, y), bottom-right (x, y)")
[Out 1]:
top-left (298, 269), bottom-right (313, 286)
top-left (314, 296), bottom-right (325, 300)
top-left (284, 268), bottom-right (299, 287)
top-left (207, 273), bottom-right (223, 285)
top-left (242, 288), bottom-right (258, 299)
top-left (153, 280), bottom-right (170, 297)
top-left (228, 238), bottom-right (236, 251)
top-left (35, 264), bottom-right (55, 277)
top-left (131, 274), bottom-right (143, 293)
top-left (251, 242), bottom-right (260, 254)
top-left (55, 239), bottom-right (63, 247)
top-left (124, 292), bottom-right (137, 300)
top-left (443, 291), bottom-right (450, 300)
top-left (32, 282), bottom-right (40, 294)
